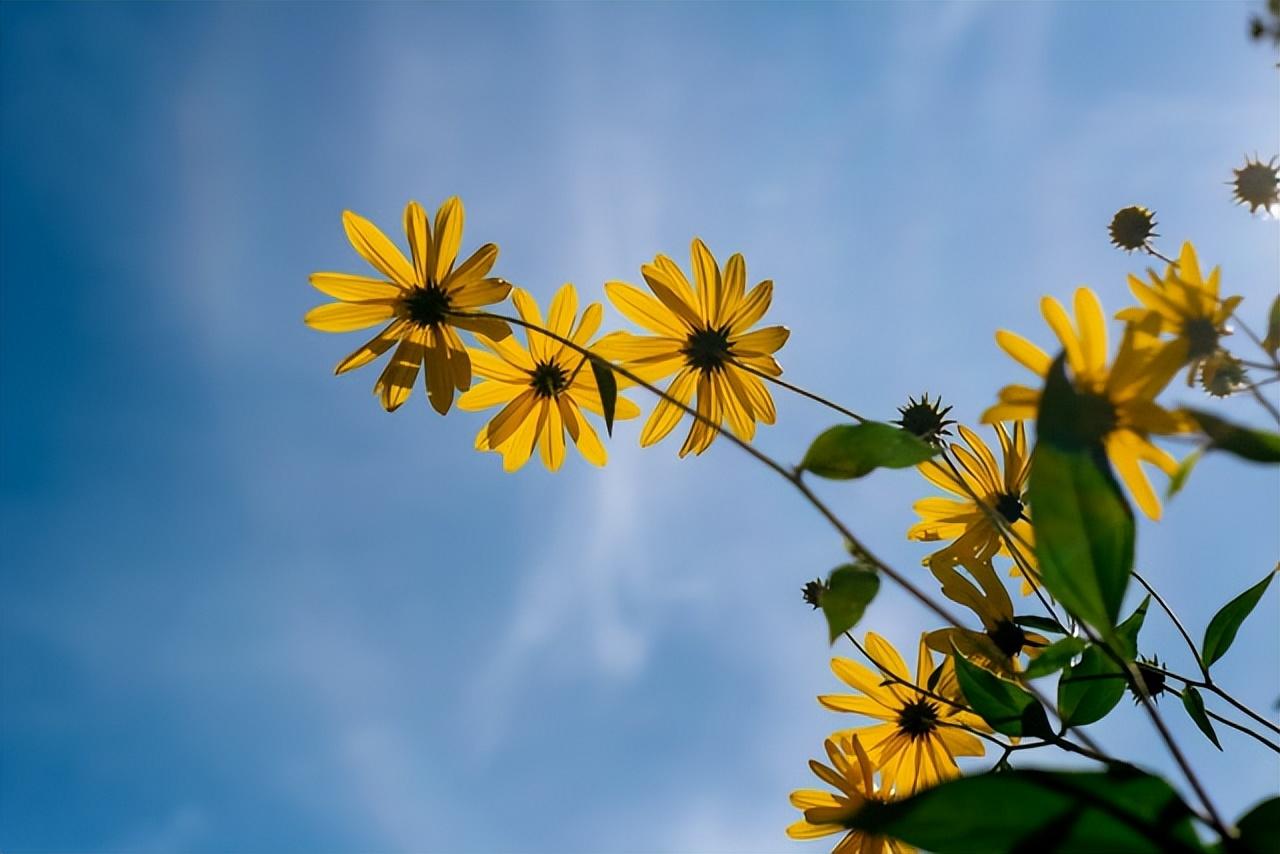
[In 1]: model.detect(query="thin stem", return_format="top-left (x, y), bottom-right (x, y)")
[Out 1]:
top-left (1237, 359), bottom-right (1280, 372)
top-left (1233, 311), bottom-right (1280, 371)
top-left (1244, 379), bottom-right (1280, 426)
top-left (1132, 571), bottom-right (1208, 679)
top-left (734, 361), bottom-right (866, 422)
top-left (1166, 688), bottom-right (1280, 753)
top-left (1143, 664), bottom-right (1280, 737)
top-left (1144, 245), bottom-right (1177, 266)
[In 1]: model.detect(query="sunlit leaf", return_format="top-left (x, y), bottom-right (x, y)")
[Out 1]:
top-left (1262, 295), bottom-right (1280, 358)
top-left (847, 766), bottom-right (1207, 854)
top-left (1202, 569), bottom-right (1276, 667)
top-left (1029, 354), bottom-right (1135, 634)
top-left (1057, 600), bottom-right (1147, 726)
top-left (800, 421), bottom-right (938, 480)
top-left (821, 564), bottom-right (880, 644)
top-left (1024, 636), bottom-right (1088, 679)
top-left (1166, 448), bottom-right (1202, 499)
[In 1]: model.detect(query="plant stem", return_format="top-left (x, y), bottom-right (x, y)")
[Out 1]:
top-left (1166, 688), bottom-right (1280, 753)
top-left (1132, 571), bottom-right (1208, 679)
top-left (734, 361), bottom-right (866, 422)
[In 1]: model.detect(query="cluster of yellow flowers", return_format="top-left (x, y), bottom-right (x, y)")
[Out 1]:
top-left (305, 198), bottom-right (789, 469)
top-left (306, 196), bottom-right (1258, 854)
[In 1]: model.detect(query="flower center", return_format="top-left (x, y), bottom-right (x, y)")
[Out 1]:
top-left (681, 325), bottom-right (733, 373)
top-left (893, 393), bottom-right (955, 447)
top-left (403, 284), bottom-right (451, 328)
top-left (988, 620), bottom-right (1027, 658)
top-left (897, 698), bottom-right (940, 738)
top-left (994, 492), bottom-right (1024, 524)
top-left (1184, 317), bottom-right (1219, 360)
top-left (530, 361), bottom-right (569, 398)
top-left (1075, 392), bottom-right (1118, 443)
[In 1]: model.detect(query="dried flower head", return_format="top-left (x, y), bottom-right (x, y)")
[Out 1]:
top-left (1108, 206), bottom-right (1158, 252)
top-left (892, 393), bottom-right (955, 447)
top-left (1231, 156), bottom-right (1280, 215)
top-left (1199, 352), bottom-right (1249, 398)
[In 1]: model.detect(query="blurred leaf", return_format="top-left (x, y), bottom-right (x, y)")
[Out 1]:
top-left (1235, 796), bottom-right (1280, 854)
top-left (952, 651), bottom-right (1053, 738)
top-left (1058, 600), bottom-right (1147, 726)
top-left (846, 766), bottom-right (1206, 854)
top-left (1179, 686), bottom-right (1221, 750)
top-left (800, 421), bottom-right (938, 480)
top-left (1166, 448), bottom-right (1202, 499)
top-left (1029, 355), bottom-right (1135, 634)
top-left (589, 357), bottom-right (618, 436)
top-left (1024, 637), bottom-right (1089, 678)
top-left (1180, 409), bottom-right (1280, 464)
top-left (821, 564), bottom-right (880, 644)
top-left (1202, 570), bottom-right (1276, 667)
top-left (1014, 615), bottom-right (1068, 635)
top-left (1263, 295), bottom-right (1280, 357)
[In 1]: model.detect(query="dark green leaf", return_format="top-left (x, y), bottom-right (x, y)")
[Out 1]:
top-left (847, 767), bottom-right (1207, 854)
top-left (1014, 615), bottom-right (1068, 635)
top-left (1202, 570), bottom-right (1276, 667)
top-left (589, 357), bottom-right (618, 437)
top-left (1263, 295), bottom-right (1280, 357)
top-left (1024, 636), bottom-right (1089, 678)
top-left (1029, 355), bottom-right (1135, 634)
top-left (952, 650), bottom-right (1053, 738)
top-left (1057, 600), bottom-right (1147, 726)
top-left (800, 421), bottom-right (938, 480)
top-left (1180, 686), bottom-right (1221, 750)
top-left (1235, 796), bottom-right (1280, 854)
top-left (1181, 409), bottom-right (1280, 463)
top-left (821, 564), bottom-right (880, 644)
top-left (1166, 448), bottom-right (1202, 499)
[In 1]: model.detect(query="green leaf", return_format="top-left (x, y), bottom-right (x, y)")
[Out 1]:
top-left (1202, 570), bottom-right (1276, 667)
top-left (1028, 355), bottom-right (1135, 634)
top-left (847, 767), bottom-right (1207, 854)
top-left (1179, 686), bottom-right (1221, 750)
top-left (1181, 409), bottom-right (1280, 463)
top-left (1024, 636), bottom-right (1089, 678)
top-left (952, 651), bottom-right (1053, 738)
top-left (1056, 599), bottom-right (1148, 726)
top-left (1262, 295), bottom-right (1280, 357)
top-left (1166, 448), bottom-right (1202, 499)
top-left (1014, 615), bottom-right (1068, 635)
top-left (820, 564), bottom-right (880, 644)
top-left (589, 357), bottom-right (618, 437)
top-left (800, 421), bottom-right (939, 480)
top-left (1235, 796), bottom-right (1280, 854)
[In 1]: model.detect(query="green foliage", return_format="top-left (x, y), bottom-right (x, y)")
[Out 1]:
top-left (1262, 295), bottom-right (1280, 357)
top-left (1029, 355), bottom-right (1135, 635)
top-left (1233, 796), bottom-right (1280, 854)
top-left (1058, 600), bottom-right (1148, 726)
top-left (1014, 615), bottom-right (1068, 635)
top-left (846, 767), bottom-right (1207, 854)
top-left (800, 421), bottom-right (938, 480)
top-left (1202, 570), bottom-right (1276, 667)
top-left (952, 651), bottom-right (1053, 737)
top-left (1023, 637), bottom-right (1089, 679)
top-left (1179, 686), bottom-right (1222, 750)
top-left (820, 564), bottom-right (880, 644)
top-left (589, 357), bottom-right (618, 436)
top-left (1166, 448), bottom-right (1202, 499)
top-left (1181, 409), bottom-right (1280, 463)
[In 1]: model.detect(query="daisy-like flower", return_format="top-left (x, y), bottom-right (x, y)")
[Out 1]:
top-left (819, 633), bottom-right (989, 795)
top-left (907, 423), bottom-right (1038, 594)
top-left (459, 283), bottom-right (639, 472)
top-left (788, 735), bottom-right (916, 854)
top-left (982, 288), bottom-right (1190, 520)
top-left (1116, 242), bottom-right (1243, 385)
top-left (593, 239), bottom-right (787, 456)
top-left (305, 199), bottom-right (513, 414)
top-left (924, 552), bottom-right (1049, 678)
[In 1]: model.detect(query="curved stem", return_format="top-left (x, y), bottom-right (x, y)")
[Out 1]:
top-left (1233, 311), bottom-right (1280, 371)
top-left (1144, 664), bottom-right (1280, 737)
top-left (1132, 571), bottom-right (1208, 679)
top-left (1166, 688), bottom-right (1280, 753)
top-left (734, 361), bottom-right (866, 422)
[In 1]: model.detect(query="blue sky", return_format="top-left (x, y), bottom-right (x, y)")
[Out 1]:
top-left (2, 2), bottom-right (1277, 851)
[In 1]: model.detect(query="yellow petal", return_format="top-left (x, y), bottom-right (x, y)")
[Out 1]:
top-left (335, 318), bottom-right (411, 374)
top-left (1074, 288), bottom-right (1108, 377)
top-left (404, 201), bottom-right (432, 286)
top-left (512, 288), bottom-right (550, 362)
top-left (720, 253), bottom-right (747, 321)
top-left (309, 272), bottom-right (402, 302)
top-left (450, 313), bottom-right (512, 341)
top-left (445, 243), bottom-right (498, 293)
top-left (305, 302), bottom-right (396, 333)
top-left (560, 397), bottom-right (607, 467)
top-left (1104, 431), bottom-right (1161, 520)
top-left (995, 329), bottom-right (1050, 376)
top-left (732, 367), bottom-right (776, 424)
top-left (342, 210), bottom-right (416, 288)
top-left (679, 372), bottom-right (722, 456)
top-left (605, 281), bottom-right (689, 337)
top-left (592, 331), bottom-right (683, 362)
top-left (501, 399), bottom-right (546, 472)
top-left (431, 196), bottom-right (464, 284)
top-left (477, 389), bottom-right (538, 450)
top-left (422, 328), bottom-right (456, 414)
top-left (728, 279), bottom-right (773, 335)
top-left (374, 327), bottom-right (425, 412)
top-left (458, 380), bottom-right (526, 411)
top-left (450, 277), bottom-right (512, 310)
top-left (539, 396), bottom-right (566, 471)
top-left (690, 237), bottom-right (722, 324)
top-left (640, 368), bottom-right (697, 446)
top-left (1040, 295), bottom-right (1087, 381)
top-left (546, 282), bottom-right (579, 347)
top-left (573, 302), bottom-right (603, 347)
top-left (640, 262), bottom-right (703, 330)
top-left (733, 325), bottom-right (790, 356)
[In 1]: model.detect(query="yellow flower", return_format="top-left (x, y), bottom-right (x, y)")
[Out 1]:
top-left (924, 552), bottom-right (1049, 678)
top-left (907, 423), bottom-right (1038, 595)
top-left (458, 284), bottom-right (639, 472)
top-left (305, 199), bottom-right (513, 414)
top-left (1116, 242), bottom-right (1243, 382)
top-left (983, 288), bottom-right (1189, 520)
top-left (787, 735), bottom-right (916, 854)
top-left (819, 633), bottom-right (988, 795)
top-left (594, 239), bottom-right (787, 456)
